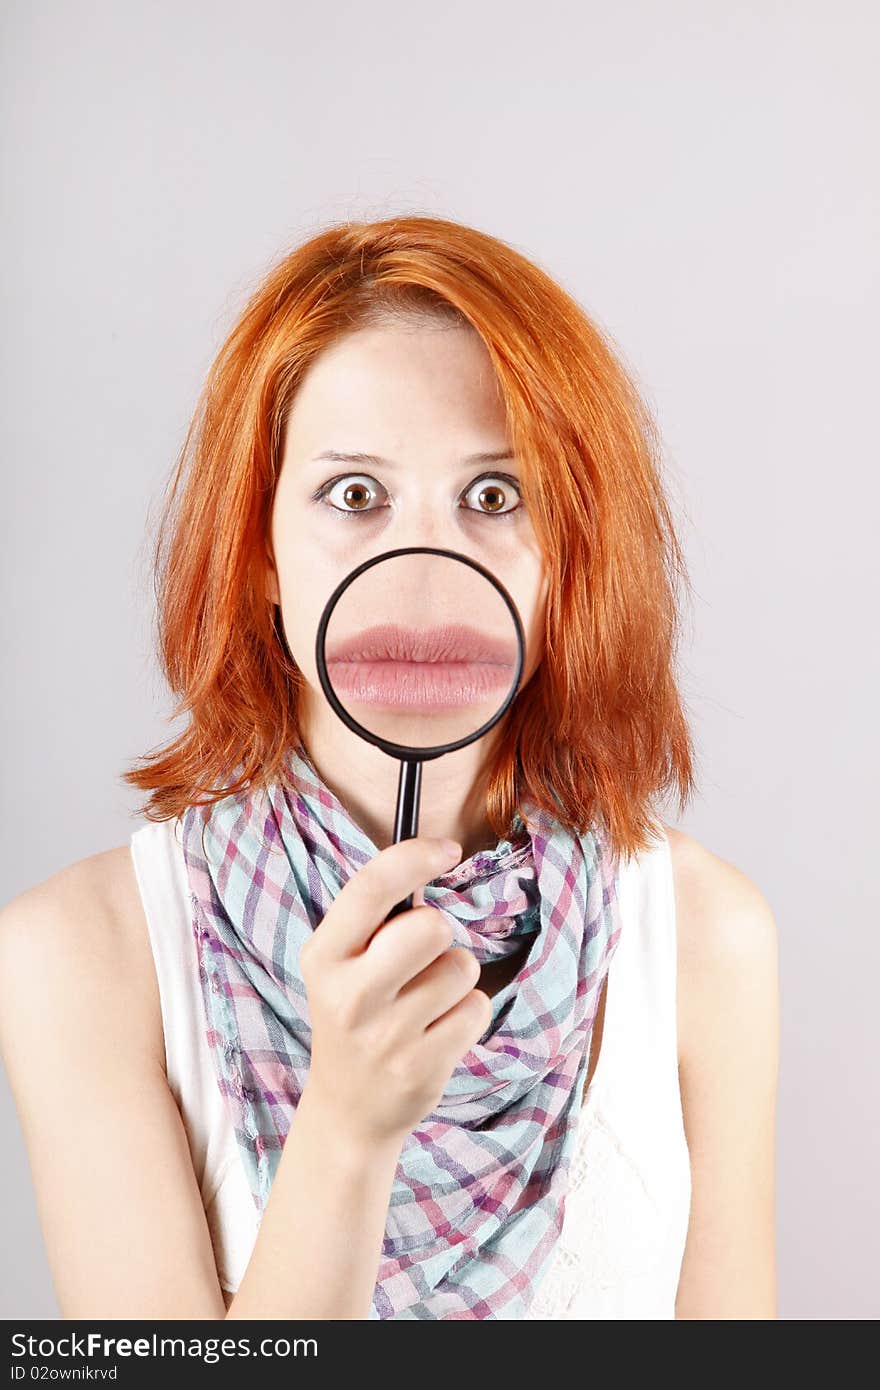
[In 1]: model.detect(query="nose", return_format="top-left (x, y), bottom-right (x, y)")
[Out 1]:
top-left (389, 499), bottom-right (451, 552)
top-left (383, 491), bottom-right (482, 560)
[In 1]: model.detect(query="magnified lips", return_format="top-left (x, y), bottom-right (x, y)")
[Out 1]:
top-left (325, 622), bottom-right (517, 709)
top-left (326, 622), bottom-right (514, 666)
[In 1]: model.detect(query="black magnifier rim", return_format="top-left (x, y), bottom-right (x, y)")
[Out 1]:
top-left (314, 545), bottom-right (526, 763)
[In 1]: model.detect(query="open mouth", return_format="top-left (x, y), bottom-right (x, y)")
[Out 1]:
top-left (325, 622), bottom-right (517, 709)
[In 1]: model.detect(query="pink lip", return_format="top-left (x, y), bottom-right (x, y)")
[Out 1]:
top-left (326, 622), bottom-right (517, 709)
top-left (326, 622), bottom-right (514, 665)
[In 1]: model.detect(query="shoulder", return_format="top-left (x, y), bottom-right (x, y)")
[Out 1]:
top-left (658, 824), bottom-right (779, 1316)
top-left (660, 824), bottom-right (779, 1072)
top-left (0, 843), bottom-right (149, 964)
top-left (0, 844), bottom-right (165, 1075)
top-left (661, 822), bottom-right (778, 952)
top-left (658, 822), bottom-right (772, 1084)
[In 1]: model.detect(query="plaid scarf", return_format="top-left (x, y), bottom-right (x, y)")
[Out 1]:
top-left (180, 743), bottom-right (622, 1318)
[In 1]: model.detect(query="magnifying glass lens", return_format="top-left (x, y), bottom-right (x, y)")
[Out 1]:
top-left (321, 552), bottom-right (521, 751)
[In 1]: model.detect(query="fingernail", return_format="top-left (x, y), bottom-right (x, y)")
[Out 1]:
top-left (439, 838), bottom-right (462, 862)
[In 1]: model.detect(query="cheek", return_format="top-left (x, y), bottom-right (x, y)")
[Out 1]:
top-left (510, 559), bottom-right (547, 679)
top-left (273, 541), bottom-right (343, 684)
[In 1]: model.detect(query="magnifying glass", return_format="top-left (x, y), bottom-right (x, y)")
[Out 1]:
top-left (314, 546), bottom-right (525, 919)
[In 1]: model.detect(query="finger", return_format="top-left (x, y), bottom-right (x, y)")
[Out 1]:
top-left (394, 945), bottom-right (482, 1028)
top-left (364, 904), bottom-right (456, 995)
top-left (312, 837), bottom-right (461, 961)
top-left (423, 987), bottom-right (493, 1059)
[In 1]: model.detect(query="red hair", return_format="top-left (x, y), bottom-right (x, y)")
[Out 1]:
top-left (122, 215), bottom-right (696, 862)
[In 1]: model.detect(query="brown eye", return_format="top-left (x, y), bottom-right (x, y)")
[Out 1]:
top-left (324, 474), bottom-right (386, 514)
top-left (463, 475), bottom-right (521, 517)
top-left (478, 484), bottom-right (505, 512)
top-left (343, 482), bottom-right (370, 509)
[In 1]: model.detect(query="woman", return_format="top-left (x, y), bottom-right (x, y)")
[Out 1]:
top-left (0, 216), bottom-right (779, 1320)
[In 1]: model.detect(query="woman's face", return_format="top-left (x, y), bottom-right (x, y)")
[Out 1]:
top-left (266, 318), bottom-right (548, 741)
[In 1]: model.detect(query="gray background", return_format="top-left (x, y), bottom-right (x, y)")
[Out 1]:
top-left (1, 0), bottom-right (877, 1320)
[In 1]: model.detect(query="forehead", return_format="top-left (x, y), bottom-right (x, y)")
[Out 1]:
top-left (282, 321), bottom-right (508, 453)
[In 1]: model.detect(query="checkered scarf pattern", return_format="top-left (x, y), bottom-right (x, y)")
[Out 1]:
top-left (180, 743), bottom-right (622, 1318)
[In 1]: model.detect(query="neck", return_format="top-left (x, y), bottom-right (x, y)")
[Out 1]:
top-left (296, 695), bottom-right (503, 859)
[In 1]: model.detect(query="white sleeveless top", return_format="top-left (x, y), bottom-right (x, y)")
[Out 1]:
top-left (130, 816), bottom-right (691, 1319)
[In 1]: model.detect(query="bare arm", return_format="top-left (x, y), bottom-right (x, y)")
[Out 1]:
top-left (229, 833), bottom-right (486, 1318)
top-left (667, 829), bottom-right (780, 1319)
top-left (0, 859), bottom-right (400, 1320)
top-left (224, 1082), bottom-right (401, 1319)
top-left (0, 858), bottom-right (229, 1319)
top-left (0, 833), bottom-right (477, 1320)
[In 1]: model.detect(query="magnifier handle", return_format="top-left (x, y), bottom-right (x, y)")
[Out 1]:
top-left (386, 759), bottom-right (423, 921)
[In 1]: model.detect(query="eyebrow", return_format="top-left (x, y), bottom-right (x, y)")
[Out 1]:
top-left (311, 449), bottom-right (515, 470)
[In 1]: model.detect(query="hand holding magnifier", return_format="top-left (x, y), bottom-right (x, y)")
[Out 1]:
top-left (314, 547), bottom-right (525, 919)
